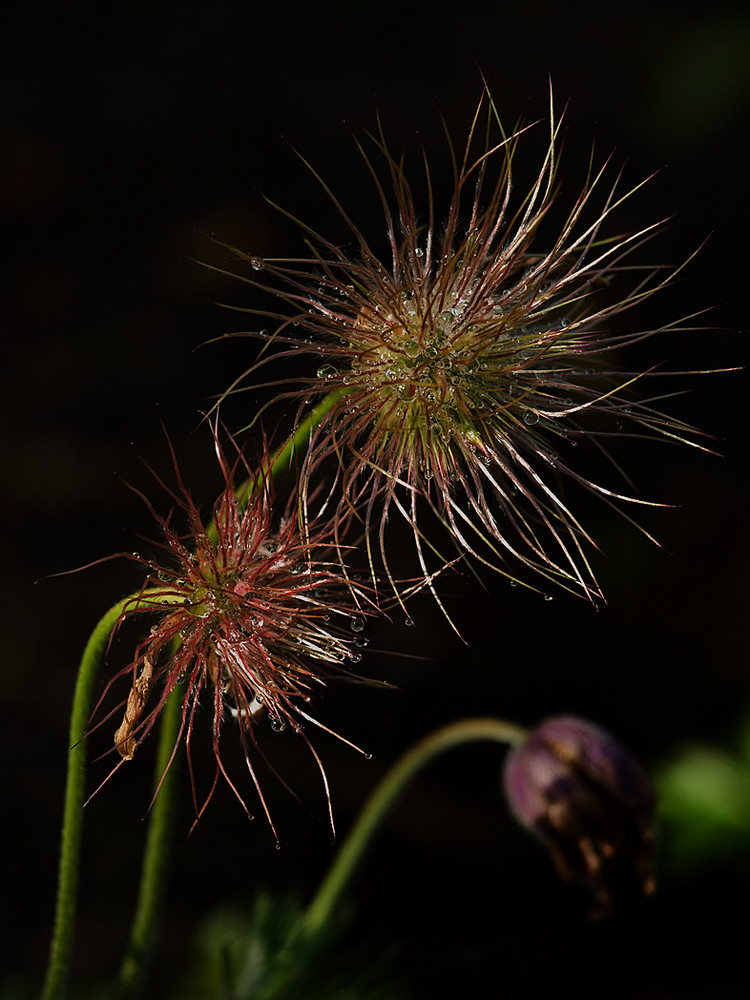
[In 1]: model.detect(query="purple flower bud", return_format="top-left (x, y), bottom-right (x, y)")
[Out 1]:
top-left (503, 716), bottom-right (655, 917)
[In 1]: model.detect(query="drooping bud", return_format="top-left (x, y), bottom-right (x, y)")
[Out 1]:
top-left (503, 715), bottom-right (655, 917)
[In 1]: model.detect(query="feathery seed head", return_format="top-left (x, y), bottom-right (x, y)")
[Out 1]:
top-left (97, 435), bottom-right (374, 836)
top-left (215, 87), bottom-right (704, 604)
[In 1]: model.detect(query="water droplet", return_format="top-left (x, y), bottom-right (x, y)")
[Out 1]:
top-left (317, 364), bottom-right (337, 380)
top-left (414, 247), bottom-right (424, 258)
top-left (404, 617), bottom-right (414, 627)
top-left (269, 715), bottom-right (286, 732)
top-left (347, 650), bottom-right (363, 664)
top-left (544, 594), bottom-right (554, 602)
top-left (523, 411), bottom-right (540, 426)
top-left (350, 615), bottom-right (365, 633)
top-left (250, 257), bottom-right (264, 271)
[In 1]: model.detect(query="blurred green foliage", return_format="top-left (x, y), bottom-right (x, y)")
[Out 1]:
top-left (656, 712), bottom-right (750, 873)
top-left (177, 893), bottom-right (412, 1000)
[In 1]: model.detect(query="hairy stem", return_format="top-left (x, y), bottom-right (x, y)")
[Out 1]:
top-left (114, 682), bottom-right (182, 999)
top-left (42, 598), bottom-right (133, 1000)
top-left (301, 717), bottom-right (528, 937)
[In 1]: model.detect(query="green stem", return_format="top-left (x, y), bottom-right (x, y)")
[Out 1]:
top-left (273, 387), bottom-right (349, 476)
top-left (114, 682), bottom-right (182, 999)
top-left (301, 717), bottom-right (528, 937)
top-left (236, 387), bottom-right (349, 504)
top-left (41, 597), bottom-right (133, 1000)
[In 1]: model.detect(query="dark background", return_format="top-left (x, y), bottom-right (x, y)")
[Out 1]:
top-left (3, 1), bottom-right (749, 997)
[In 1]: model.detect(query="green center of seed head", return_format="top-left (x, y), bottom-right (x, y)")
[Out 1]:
top-left (355, 300), bottom-right (463, 404)
top-left (183, 559), bottom-right (246, 620)
top-left (346, 294), bottom-right (528, 459)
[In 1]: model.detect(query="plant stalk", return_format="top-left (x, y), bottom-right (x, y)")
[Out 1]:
top-left (114, 682), bottom-right (182, 999)
top-left (301, 717), bottom-right (528, 937)
top-left (42, 598), bottom-right (132, 1000)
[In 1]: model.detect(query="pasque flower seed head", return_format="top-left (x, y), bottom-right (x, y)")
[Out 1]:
top-left (92, 433), bottom-right (375, 839)
top-left (215, 86), bottom-right (705, 608)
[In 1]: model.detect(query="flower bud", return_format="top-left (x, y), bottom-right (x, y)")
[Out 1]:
top-left (503, 715), bottom-right (655, 917)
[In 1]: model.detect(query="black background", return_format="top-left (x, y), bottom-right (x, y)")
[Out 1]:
top-left (3, 1), bottom-right (749, 997)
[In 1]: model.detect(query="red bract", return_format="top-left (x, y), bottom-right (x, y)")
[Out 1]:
top-left (212, 87), bottom-right (705, 606)
top-left (94, 437), bottom-right (375, 839)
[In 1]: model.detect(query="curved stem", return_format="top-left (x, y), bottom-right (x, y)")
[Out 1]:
top-left (114, 682), bottom-right (182, 999)
top-left (301, 717), bottom-right (528, 937)
top-left (42, 597), bottom-right (133, 1000)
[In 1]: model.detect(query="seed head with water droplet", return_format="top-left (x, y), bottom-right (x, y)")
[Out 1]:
top-left (93, 432), bottom-right (375, 838)
top-left (214, 86), bottom-right (706, 606)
